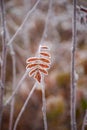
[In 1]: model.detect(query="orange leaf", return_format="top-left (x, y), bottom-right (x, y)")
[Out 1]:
top-left (39, 68), bottom-right (48, 75)
top-left (26, 57), bottom-right (39, 63)
top-left (26, 63), bottom-right (38, 69)
top-left (29, 68), bottom-right (37, 77)
top-left (34, 71), bottom-right (41, 83)
top-left (40, 52), bottom-right (51, 57)
top-left (40, 58), bottom-right (50, 64)
top-left (39, 64), bottom-right (49, 68)
top-left (41, 46), bottom-right (49, 50)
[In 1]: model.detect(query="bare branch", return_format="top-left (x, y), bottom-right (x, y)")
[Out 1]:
top-left (71, 0), bottom-right (77, 130)
top-left (7, 0), bottom-right (41, 46)
top-left (4, 70), bottom-right (29, 106)
top-left (80, 6), bottom-right (87, 13)
top-left (13, 82), bottom-right (37, 130)
top-left (41, 76), bottom-right (47, 130)
top-left (6, 28), bottom-right (16, 130)
top-left (0, 56), bottom-right (3, 66)
top-left (9, 51), bottom-right (16, 130)
top-left (9, 52), bottom-right (16, 130)
top-left (39, 0), bottom-right (52, 46)
top-left (0, 0), bottom-right (7, 128)
top-left (82, 110), bottom-right (87, 130)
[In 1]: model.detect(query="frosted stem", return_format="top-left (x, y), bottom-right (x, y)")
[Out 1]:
top-left (6, 29), bottom-right (16, 130)
top-left (39, 0), bottom-right (52, 46)
top-left (80, 6), bottom-right (87, 13)
top-left (82, 110), bottom-right (87, 130)
top-left (7, 0), bottom-right (41, 46)
top-left (13, 82), bottom-right (37, 130)
top-left (9, 46), bottom-right (16, 130)
top-left (0, 0), bottom-right (7, 128)
top-left (41, 77), bottom-right (48, 130)
top-left (4, 70), bottom-right (28, 106)
top-left (71, 0), bottom-right (77, 130)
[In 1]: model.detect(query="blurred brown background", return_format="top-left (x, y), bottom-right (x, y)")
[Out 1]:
top-left (0, 0), bottom-right (87, 130)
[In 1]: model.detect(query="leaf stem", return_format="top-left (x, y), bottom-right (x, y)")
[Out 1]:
top-left (41, 76), bottom-right (48, 130)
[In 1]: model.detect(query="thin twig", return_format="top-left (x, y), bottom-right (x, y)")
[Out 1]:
top-left (80, 6), bottom-right (87, 13)
top-left (9, 51), bottom-right (16, 130)
top-left (82, 110), bottom-right (87, 130)
top-left (39, 0), bottom-right (52, 46)
top-left (0, 56), bottom-right (2, 66)
top-left (4, 70), bottom-right (29, 106)
top-left (7, 0), bottom-right (41, 46)
top-left (41, 76), bottom-right (47, 130)
top-left (6, 28), bottom-right (16, 130)
top-left (13, 82), bottom-right (37, 130)
top-left (0, 0), bottom-right (7, 128)
top-left (71, 0), bottom-right (77, 130)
